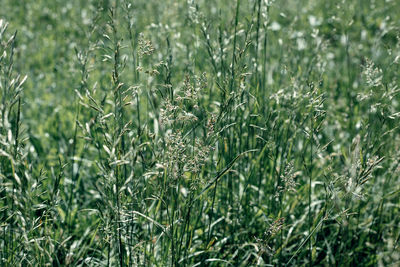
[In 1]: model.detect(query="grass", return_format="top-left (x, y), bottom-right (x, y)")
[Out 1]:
top-left (1, 0), bottom-right (400, 266)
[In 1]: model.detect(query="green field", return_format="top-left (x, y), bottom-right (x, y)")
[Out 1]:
top-left (1, 0), bottom-right (400, 266)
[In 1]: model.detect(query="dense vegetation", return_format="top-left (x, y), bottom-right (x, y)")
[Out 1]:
top-left (1, 0), bottom-right (400, 266)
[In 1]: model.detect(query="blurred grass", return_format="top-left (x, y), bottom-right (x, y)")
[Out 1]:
top-left (1, 0), bottom-right (400, 266)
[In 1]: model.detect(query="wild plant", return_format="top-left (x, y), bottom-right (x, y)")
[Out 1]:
top-left (0, 0), bottom-right (399, 266)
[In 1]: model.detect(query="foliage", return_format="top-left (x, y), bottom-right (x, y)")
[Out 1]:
top-left (0, 0), bottom-right (400, 266)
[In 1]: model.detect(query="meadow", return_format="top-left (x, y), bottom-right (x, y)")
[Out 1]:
top-left (0, 0), bottom-right (400, 266)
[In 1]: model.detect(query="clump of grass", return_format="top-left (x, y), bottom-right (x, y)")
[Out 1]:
top-left (1, 0), bottom-right (400, 266)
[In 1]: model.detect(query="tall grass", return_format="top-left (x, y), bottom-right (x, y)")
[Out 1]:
top-left (1, 0), bottom-right (400, 266)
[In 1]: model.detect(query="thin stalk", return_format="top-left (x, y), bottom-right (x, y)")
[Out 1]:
top-left (262, 4), bottom-right (269, 97)
top-left (110, 7), bottom-right (125, 266)
top-left (13, 97), bottom-right (21, 157)
top-left (255, 0), bottom-right (261, 87)
top-left (229, 0), bottom-right (240, 94)
top-left (309, 110), bottom-right (314, 266)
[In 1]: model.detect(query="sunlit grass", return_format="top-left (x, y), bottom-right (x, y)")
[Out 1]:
top-left (1, 0), bottom-right (400, 266)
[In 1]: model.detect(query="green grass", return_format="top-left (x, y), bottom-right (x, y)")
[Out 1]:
top-left (1, 0), bottom-right (400, 266)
